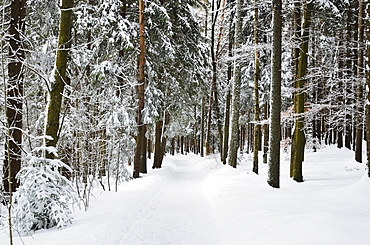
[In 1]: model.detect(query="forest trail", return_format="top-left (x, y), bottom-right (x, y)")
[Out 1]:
top-left (119, 157), bottom-right (224, 245)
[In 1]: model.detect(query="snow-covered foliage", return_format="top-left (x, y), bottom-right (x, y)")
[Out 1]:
top-left (12, 147), bottom-right (78, 234)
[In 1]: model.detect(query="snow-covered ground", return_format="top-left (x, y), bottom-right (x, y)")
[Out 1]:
top-left (1, 145), bottom-right (369, 245)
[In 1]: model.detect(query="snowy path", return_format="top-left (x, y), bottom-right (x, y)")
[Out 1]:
top-left (120, 157), bottom-right (223, 245)
top-left (2, 147), bottom-right (370, 245)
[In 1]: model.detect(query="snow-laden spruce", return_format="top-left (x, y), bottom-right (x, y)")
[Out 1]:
top-left (12, 146), bottom-right (79, 234)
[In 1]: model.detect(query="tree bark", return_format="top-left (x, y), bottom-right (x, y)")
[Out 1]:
top-left (134, 0), bottom-right (146, 178)
top-left (365, 0), bottom-right (370, 177)
top-left (290, 0), bottom-right (313, 183)
top-left (222, 4), bottom-right (234, 165)
top-left (228, 0), bottom-right (242, 168)
top-left (252, 0), bottom-right (261, 175)
top-left (45, 0), bottom-right (73, 159)
top-left (3, 0), bottom-right (26, 193)
top-left (355, 0), bottom-right (365, 163)
top-left (290, 0), bottom-right (301, 177)
top-left (268, 0), bottom-right (282, 188)
top-left (153, 119), bottom-right (164, 169)
top-left (263, 102), bottom-right (269, 164)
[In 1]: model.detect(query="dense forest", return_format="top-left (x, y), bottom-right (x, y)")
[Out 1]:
top-left (0, 0), bottom-right (369, 238)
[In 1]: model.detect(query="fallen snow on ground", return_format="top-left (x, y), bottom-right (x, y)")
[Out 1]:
top-left (1, 145), bottom-right (369, 245)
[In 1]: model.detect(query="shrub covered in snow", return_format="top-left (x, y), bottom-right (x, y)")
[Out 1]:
top-left (13, 147), bottom-right (79, 234)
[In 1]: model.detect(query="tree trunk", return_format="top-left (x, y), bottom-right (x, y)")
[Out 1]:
top-left (345, 6), bottom-right (354, 150)
top-left (228, 0), bottom-right (242, 168)
top-left (252, 0), bottom-right (260, 175)
top-left (140, 125), bottom-right (147, 174)
top-left (3, 0), bottom-right (26, 194)
top-left (200, 97), bottom-right (205, 157)
top-left (206, 0), bottom-right (223, 156)
top-left (355, 0), bottom-right (365, 163)
top-left (45, 0), bottom-right (73, 159)
top-left (267, 0), bottom-right (282, 188)
top-left (290, 0), bottom-right (301, 177)
top-left (365, 0), bottom-right (370, 177)
top-left (290, 0), bottom-right (313, 183)
top-left (263, 102), bottom-right (269, 164)
top-left (153, 119), bottom-right (164, 169)
top-left (134, 0), bottom-right (146, 178)
top-left (222, 6), bottom-right (234, 165)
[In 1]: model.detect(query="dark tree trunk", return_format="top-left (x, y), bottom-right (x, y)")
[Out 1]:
top-left (3, 0), bottom-right (26, 193)
top-left (263, 102), bottom-right (269, 164)
top-left (365, 1), bottom-right (370, 176)
top-left (134, 0), bottom-right (146, 178)
top-left (355, 0), bottom-right (365, 163)
top-left (252, 0), bottom-right (261, 175)
top-left (290, 0), bottom-right (301, 177)
top-left (268, 0), bottom-right (282, 188)
top-left (153, 120), bottom-right (164, 169)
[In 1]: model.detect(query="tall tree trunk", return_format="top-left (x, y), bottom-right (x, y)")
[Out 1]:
top-left (365, 0), bottom-right (370, 177)
top-left (134, 0), bottom-right (146, 178)
top-left (345, 6), bottom-right (354, 150)
top-left (290, 0), bottom-right (301, 177)
top-left (337, 29), bottom-right (345, 149)
top-left (3, 0), bottom-right (26, 196)
top-left (206, 0), bottom-right (223, 156)
top-left (291, 0), bottom-right (313, 183)
top-left (228, 0), bottom-right (242, 168)
top-left (355, 0), bottom-right (365, 163)
top-left (267, 0), bottom-right (282, 188)
top-left (45, 0), bottom-right (73, 159)
top-left (252, 0), bottom-right (260, 174)
top-left (222, 4), bottom-right (234, 165)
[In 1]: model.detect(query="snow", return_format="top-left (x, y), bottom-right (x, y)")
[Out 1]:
top-left (1, 145), bottom-right (369, 244)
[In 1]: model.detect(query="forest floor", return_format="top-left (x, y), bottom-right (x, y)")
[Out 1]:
top-left (1, 145), bottom-right (370, 245)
